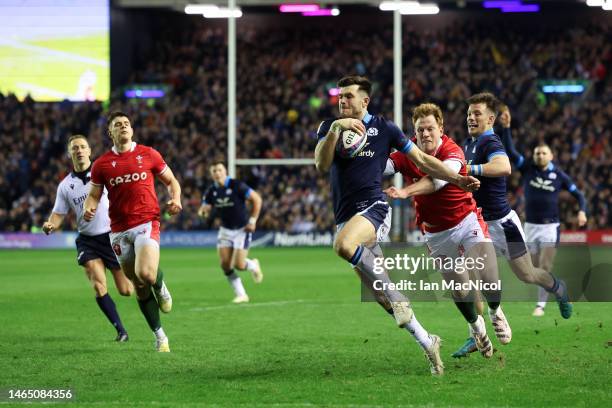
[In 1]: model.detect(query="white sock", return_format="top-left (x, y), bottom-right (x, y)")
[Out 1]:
top-left (537, 286), bottom-right (548, 307)
top-left (402, 316), bottom-right (433, 349)
top-left (354, 246), bottom-right (406, 302)
top-left (154, 327), bottom-right (166, 339)
top-left (227, 273), bottom-right (247, 296)
top-left (469, 315), bottom-right (485, 333)
top-left (245, 258), bottom-right (257, 272)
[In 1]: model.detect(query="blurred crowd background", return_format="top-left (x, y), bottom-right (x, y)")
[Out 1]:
top-left (1, 7), bottom-right (610, 234)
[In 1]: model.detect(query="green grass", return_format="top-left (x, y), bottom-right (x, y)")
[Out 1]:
top-left (1, 248), bottom-right (611, 407)
top-left (0, 34), bottom-right (109, 101)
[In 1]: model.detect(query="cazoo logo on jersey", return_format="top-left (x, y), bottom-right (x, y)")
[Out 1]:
top-left (110, 172), bottom-right (147, 186)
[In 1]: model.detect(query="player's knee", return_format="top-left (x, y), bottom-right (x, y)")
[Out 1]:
top-left (234, 260), bottom-right (247, 270)
top-left (118, 284), bottom-right (133, 297)
top-left (138, 266), bottom-right (157, 285)
top-left (452, 289), bottom-right (472, 301)
top-left (333, 238), bottom-right (356, 261)
top-left (516, 270), bottom-right (537, 284)
top-left (93, 281), bottom-right (107, 297)
top-left (220, 260), bottom-right (232, 272)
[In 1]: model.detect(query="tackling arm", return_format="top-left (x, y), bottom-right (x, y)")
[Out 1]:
top-left (467, 154), bottom-right (511, 178)
top-left (406, 147), bottom-right (479, 191)
top-left (385, 177), bottom-right (436, 199)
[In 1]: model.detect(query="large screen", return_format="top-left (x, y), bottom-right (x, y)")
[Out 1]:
top-left (0, 0), bottom-right (109, 101)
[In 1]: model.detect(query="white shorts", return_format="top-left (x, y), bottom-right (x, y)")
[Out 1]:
top-left (336, 201), bottom-right (392, 243)
top-left (110, 220), bottom-right (160, 265)
top-left (217, 226), bottom-right (252, 250)
top-left (524, 222), bottom-right (560, 254)
top-left (486, 210), bottom-right (527, 260)
top-left (425, 211), bottom-right (491, 263)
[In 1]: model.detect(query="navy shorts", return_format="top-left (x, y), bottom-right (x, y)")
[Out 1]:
top-left (75, 232), bottom-right (121, 270)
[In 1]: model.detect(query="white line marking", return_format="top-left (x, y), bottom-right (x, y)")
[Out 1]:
top-left (0, 38), bottom-right (108, 67)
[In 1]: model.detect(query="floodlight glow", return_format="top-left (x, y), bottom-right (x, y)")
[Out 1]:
top-left (203, 8), bottom-right (242, 18)
top-left (328, 88), bottom-right (340, 96)
top-left (399, 4), bottom-right (440, 14)
top-left (331, 7), bottom-right (340, 16)
top-left (603, 0), bottom-right (612, 10)
top-left (280, 4), bottom-right (320, 12)
top-left (501, 4), bottom-right (539, 12)
top-left (302, 8), bottom-right (340, 16)
top-left (585, 0), bottom-right (604, 6)
top-left (483, 1), bottom-right (521, 7)
top-left (124, 89), bottom-right (165, 98)
top-left (185, 4), bottom-right (218, 14)
top-left (542, 85), bottom-right (585, 94)
top-left (379, 1), bottom-right (419, 11)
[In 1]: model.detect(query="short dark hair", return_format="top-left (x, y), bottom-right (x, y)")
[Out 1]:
top-left (466, 92), bottom-right (500, 116)
top-left (107, 111), bottom-right (130, 128)
top-left (337, 76), bottom-right (372, 96)
top-left (209, 161), bottom-right (226, 169)
top-left (67, 134), bottom-right (88, 149)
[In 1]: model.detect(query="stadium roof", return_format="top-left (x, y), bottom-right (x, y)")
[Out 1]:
top-left (115, 0), bottom-right (593, 11)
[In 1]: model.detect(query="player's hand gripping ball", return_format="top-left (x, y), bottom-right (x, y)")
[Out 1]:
top-left (336, 129), bottom-right (367, 158)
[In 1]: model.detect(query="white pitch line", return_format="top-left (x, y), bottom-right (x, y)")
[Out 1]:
top-left (0, 38), bottom-right (109, 67)
top-left (189, 299), bottom-right (308, 312)
top-left (16, 82), bottom-right (68, 98)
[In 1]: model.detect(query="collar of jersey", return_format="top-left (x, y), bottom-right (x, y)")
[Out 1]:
top-left (546, 162), bottom-right (555, 171)
top-left (112, 142), bottom-right (137, 155)
top-left (362, 112), bottom-right (373, 125)
top-left (215, 176), bottom-right (231, 188)
top-left (71, 164), bottom-right (92, 181)
top-left (472, 128), bottom-right (494, 141)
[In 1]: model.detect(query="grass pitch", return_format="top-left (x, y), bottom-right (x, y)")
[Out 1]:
top-left (1, 247), bottom-right (610, 407)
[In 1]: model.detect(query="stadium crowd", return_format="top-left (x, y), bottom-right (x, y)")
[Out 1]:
top-left (0, 16), bottom-right (610, 233)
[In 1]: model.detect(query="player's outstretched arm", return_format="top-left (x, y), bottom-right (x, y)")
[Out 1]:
top-left (406, 147), bottom-right (480, 192)
top-left (42, 213), bottom-right (66, 235)
top-left (466, 155), bottom-right (511, 178)
top-left (83, 184), bottom-right (103, 222)
top-left (498, 108), bottom-right (525, 168)
top-left (245, 190), bottom-right (262, 233)
top-left (384, 177), bottom-right (435, 199)
top-left (159, 167), bottom-right (182, 216)
top-left (315, 119), bottom-right (365, 173)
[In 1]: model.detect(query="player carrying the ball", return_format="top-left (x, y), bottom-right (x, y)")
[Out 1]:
top-left (314, 75), bottom-right (480, 376)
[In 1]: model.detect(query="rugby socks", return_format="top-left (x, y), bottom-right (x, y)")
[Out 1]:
top-left (244, 258), bottom-right (257, 272)
top-left (537, 286), bottom-right (548, 308)
top-left (545, 273), bottom-right (566, 299)
top-left (153, 268), bottom-right (164, 291)
top-left (350, 245), bottom-right (406, 302)
top-left (402, 316), bottom-right (433, 349)
top-left (137, 290), bottom-right (162, 332)
top-left (454, 300), bottom-right (478, 324)
top-left (225, 269), bottom-right (247, 297)
top-left (95, 293), bottom-right (126, 335)
top-left (154, 327), bottom-right (167, 340)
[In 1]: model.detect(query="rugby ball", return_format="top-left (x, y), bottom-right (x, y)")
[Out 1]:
top-left (337, 129), bottom-right (367, 158)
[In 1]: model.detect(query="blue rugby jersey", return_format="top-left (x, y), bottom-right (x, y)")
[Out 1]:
top-left (500, 128), bottom-right (587, 224)
top-left (317, 112), bottom-right (413, 224)
top-left (203, 177), bottom-right (253, 229)
top-left (463, 129), bottom-right (512, 221)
